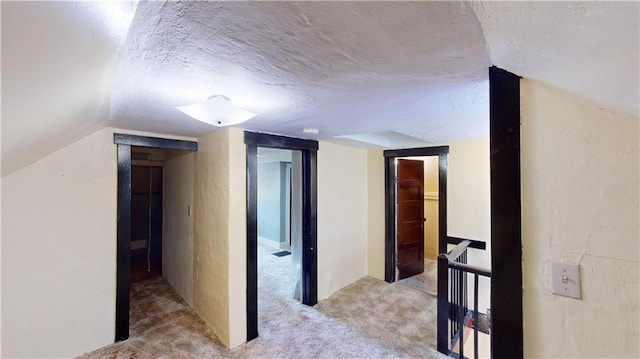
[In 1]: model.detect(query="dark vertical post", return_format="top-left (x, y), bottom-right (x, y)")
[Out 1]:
top-left (384, 156), bottom-right (396, 283)
top-left (489, 65), bottom-right (523, 359)
top-left (437, 256), bottom-right (449, 354)
top-left (302, 149), bottom-right (318, 305)
top-left (436, 153), bottom-right (449, 355)
top-left (246, 145), bottom-right (258, 341)
top-left (438, 154), bottom-right (448, 255)
top-left (115, 144), bottom-right (131, 341)
top-left (458, 268), bottom-right (465, 359)
top-left (474, 274), bottom-right (480, 359)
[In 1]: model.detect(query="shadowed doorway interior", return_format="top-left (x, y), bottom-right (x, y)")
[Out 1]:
top-left (114, 134), bottom-right (198, 342)
top-left (130, 150), bottom-right (164, 283)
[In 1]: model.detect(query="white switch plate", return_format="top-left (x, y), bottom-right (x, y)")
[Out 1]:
top-left (550, 261), bottom-right (581, 299)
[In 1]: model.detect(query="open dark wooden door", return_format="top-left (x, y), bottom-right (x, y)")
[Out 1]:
top-left (396, 159), bottom-right (425, 279)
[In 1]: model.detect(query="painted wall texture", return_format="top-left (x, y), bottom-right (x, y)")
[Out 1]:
top-left (317, 142), bottom-right (368, 300)
top-left (520, 79), bottom-right (639, 357)
top-left (193, 127), bottom-right (246, 348)
top-left (226, 128), bottom-right (247, 348)
top-left (447, 139), bottom-right (490, 252)
top-left (366, 149), bottom-right (386, 280)
top-left (1, 127), bottom-right (197, 358)
top-left (163, 151), bottom-right (195, 307)
top-left (1, 128), bottom-right (117, 358)
top-left (447, 138), bottom-right (491, 311)
top-left (413, 156), bottom-right (440, 260)
top-left (193, 129), bottom-right (231, 347)
top-left (365, 140), bottom-right (491, 284)
top-left (257, 161), bottom-right (283, 243)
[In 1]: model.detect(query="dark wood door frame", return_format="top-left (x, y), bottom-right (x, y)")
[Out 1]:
top-left (114, 133), bottom-right (197, 342)
top-left (244, 131), bottom-right (318, 342)
top-left (382, 67), bottom-right (524, 358)
top-left (383, 146), bottom-right (449, 284)
top-left (489, 66), bottom-right (523, 358)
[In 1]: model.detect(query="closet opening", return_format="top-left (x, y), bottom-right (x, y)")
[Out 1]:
top-left (114, 134), bottom-right (197, 342)
top-left (130, 148), bottom-right (164, 283)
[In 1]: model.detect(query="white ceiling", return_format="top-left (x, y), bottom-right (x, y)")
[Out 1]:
top-left (108, 1), bottom-right (490, 141)
top-left (2, 1), bottom-right (638, 176)
top-left (473, 1), bottom-right (639, 117)
top-left (1, 1), bottom-right (136, 176)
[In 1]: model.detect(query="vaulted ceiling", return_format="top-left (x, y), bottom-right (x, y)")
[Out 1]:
top-left (2, 1), bottom-right (638, 176)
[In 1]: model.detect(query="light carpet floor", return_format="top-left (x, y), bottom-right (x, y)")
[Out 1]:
top-left (396, 259), bottom-right (438, 296)
top-left (78, 241), bottom-right (446, 359)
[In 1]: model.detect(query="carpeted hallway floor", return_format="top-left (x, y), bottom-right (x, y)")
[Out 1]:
top-left (78, 240), bottom-right (446, 359)
top-left (396, 259), bottom-right (438, 296)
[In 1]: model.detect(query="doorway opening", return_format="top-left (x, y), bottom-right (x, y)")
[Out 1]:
top-left (114, 134), bottom-right (197, 342)
top-left (384, 146), bottom-right (449, 284)
top-left (394, 156), bottom-right (440, 296)
top-left (383, 146), bottom-right (448, 355)
top-left (256, 147), bottom-right (306, 329)
top-left (130, 148), bottom-right (164, 283)
top-left (245, 131), bottom-right (318, 342)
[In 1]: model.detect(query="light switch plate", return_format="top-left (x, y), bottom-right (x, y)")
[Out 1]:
top-left (550, 261), bottom-right (581, 299)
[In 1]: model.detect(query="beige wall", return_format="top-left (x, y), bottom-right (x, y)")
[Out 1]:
top-left (448, 139), bottom-right (491, 311)
top-left (193, 128), bottom-right (231, 347)
top-left (193, 134), bottom-right (368, 346)
top-left (227, 128), bottom-right (247, 347)
top-left (422, 156), bottom-right (439, 193)
top-left (416, 156), bottom-right (439, 260)
top-left (1, 128), bottom-right (117, 358)
top-left (164, 151), bottom-right (195, 307)
top-left (447, 139), bottom-right (491, 250)
top-left (366, 150), bottom-right (386, 280)
top-left (1, 127), bottom-right (197, 358)
top-left (366, 141), bottom-right (491, 283)
top-left (193, 127), bottom-right (246, 348)
top-left (317, 142), bottom-right (369, 299)
top-left (521, 79), bottom-right (639, 357)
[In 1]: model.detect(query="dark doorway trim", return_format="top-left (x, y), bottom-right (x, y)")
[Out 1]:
top-left (244, 131), bottom-right (319, 151)
top-left (447, 236), bottom-right (487, 251)
top-left (383, 146), bottom-right (448, 354)
top-left (114, 133), bottom-right (197, 342)
top-left (383, 145), bottom-right (449, 283)
top-left (114, 133), bottom-right (198, 151)
top-left (489, 66), bottom-right (523, 358)
top-left (244, 131), bottom-right (318, 342)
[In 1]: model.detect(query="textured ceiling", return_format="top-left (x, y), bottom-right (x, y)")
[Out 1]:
top-left (1, 1), bottom-right (136, 175)
top-left (2, 1), bottom-right (638, 177)
top-left (473, 1), bottom-right (639, 117)
top-left (108, 1), bottom-right (490, 142)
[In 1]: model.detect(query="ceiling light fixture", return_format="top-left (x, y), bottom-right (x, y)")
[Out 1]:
top-left (303, 128), bottom-right (320, 135)
top-left (176, 95), bottom-right (257, 127)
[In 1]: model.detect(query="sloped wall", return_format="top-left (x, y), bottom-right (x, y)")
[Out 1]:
top-left (1, 1), bottom-right (135, 176)
top-left (521, 79), bottom-right (639, 357)
top-left (1, 127), bottom-right (198, 358)
top-left (1, 128), bottom-right (117, 358)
